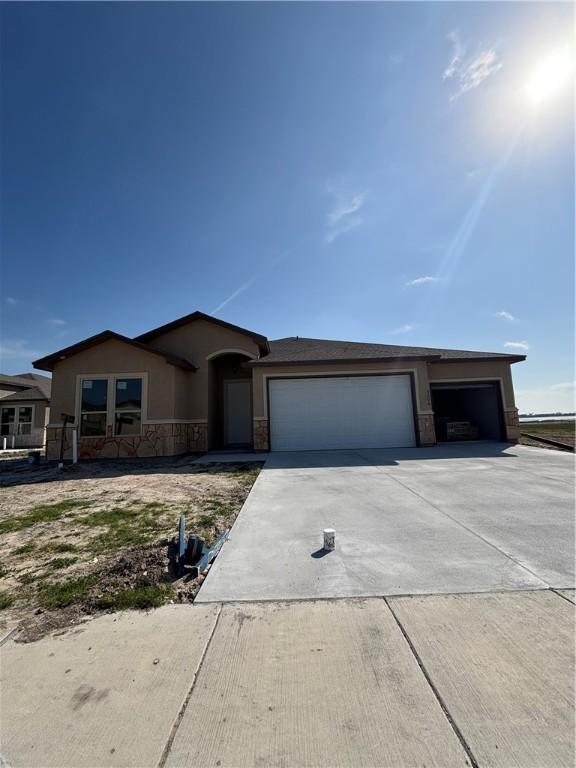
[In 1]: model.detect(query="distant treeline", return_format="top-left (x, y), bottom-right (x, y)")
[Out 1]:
top-left (519, 412), bottom-right (576, 418)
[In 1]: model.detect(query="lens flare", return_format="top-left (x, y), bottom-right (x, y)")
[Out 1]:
top-left (524, 47), bottom-right (574, 107)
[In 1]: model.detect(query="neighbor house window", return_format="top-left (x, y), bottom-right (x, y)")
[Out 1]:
top-left (114, 378), bottom-right (142, 435)
top-left (17, 407), bottom-right (32, 435)
top-left (80, 379), bottom-right (108, 437)
top-left (1, 406), bottom-right (32, 436)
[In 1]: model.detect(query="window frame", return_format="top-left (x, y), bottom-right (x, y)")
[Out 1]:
top-left (75, 373), bottom-right (148, 438)
top-left (113, 377), bottom-right (143, 437)
top-left (0, 404), bottom-right (35, 436)
top-left (79, 378), bottom-right (109, 437)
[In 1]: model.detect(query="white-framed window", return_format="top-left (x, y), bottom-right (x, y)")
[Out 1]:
top-left (1, 405), bottom-right (33, 436)
top-left (80, 379), bottom-right (108, 436)
top-left (114, 378), bottom-right (142, 436)
top-left (78, 375), bottom-right (145, 437)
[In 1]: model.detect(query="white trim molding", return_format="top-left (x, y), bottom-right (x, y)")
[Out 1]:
top-left (206, 348), bottom-right (257, 361)
top-left (262, 368), bottom-right (423, 418)
top-left (75, 372), bottom-right (149, 438)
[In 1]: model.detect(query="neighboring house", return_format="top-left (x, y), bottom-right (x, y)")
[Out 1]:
top-left (0, 373), bottom-right (51, 448)
top-left (33, 311), bottom-right (525, 460)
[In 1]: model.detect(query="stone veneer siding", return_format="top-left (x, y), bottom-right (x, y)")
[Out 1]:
top-left (504, 408), bottom-right (520, 442)
top-left (253, 419), bottom-right (269, 451)
top-left (417, 414), bottom-right (436, 445)
top-left (45, 421), bottom-right (208, 461)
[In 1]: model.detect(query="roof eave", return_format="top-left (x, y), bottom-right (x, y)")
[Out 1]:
top-left (431, 355), bottom-right (527, 364)
top-left (33, 331), bottom-right (198, 372)
top-left (245, 354), bottom-right (442, 368)
top-left (135, 311), bottom-right (270, 355)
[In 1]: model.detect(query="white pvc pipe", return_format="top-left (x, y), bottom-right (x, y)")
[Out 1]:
top-left (323, 528), bottom-right (336, 551)
top-left (11, 435), bottom-right (15, 449)
top-left (2, 437), bottom-right (6, 451)
top-left (72, 429), bottom-right (78, 464)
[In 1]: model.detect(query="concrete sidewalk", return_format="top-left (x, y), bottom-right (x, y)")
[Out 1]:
top-left (2, 590), bottom-right (573, 768)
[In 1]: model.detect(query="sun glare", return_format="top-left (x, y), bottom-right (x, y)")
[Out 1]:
top-left (524, 47), bottom-right (574, 107)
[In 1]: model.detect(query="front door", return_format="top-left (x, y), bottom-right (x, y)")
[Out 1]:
top-left (224, 380), bottom-right (252, 446)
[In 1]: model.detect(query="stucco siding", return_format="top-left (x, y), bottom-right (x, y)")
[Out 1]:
top-left (48, 339), bottom-right (177, 424)
top-left (145, 319), bottom-right (260, 420)
top-left (251, 360), bottom-right (431, 419)
top-left (427, 361), bottom-right (516, 409)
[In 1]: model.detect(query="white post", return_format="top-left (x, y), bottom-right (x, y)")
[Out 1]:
top-left (72, 429), bottom-right (78, 464)
top-left (2, 437), bottom-right (6, 451)
top-left (11, 435), bottom-right (15, 449)
top-left (323, 528), bottom-right (336, 551)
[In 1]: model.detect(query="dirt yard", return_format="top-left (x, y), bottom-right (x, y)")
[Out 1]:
top-left (0, 456), bottom-right (261, 642)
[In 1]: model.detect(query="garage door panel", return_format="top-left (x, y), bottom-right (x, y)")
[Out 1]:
top-left (269, 376), bottom-right (416, 451)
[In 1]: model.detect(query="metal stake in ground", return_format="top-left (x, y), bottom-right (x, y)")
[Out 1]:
top-left (178, 515), bottom-right (186, 577)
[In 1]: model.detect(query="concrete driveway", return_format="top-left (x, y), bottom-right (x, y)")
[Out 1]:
top-left (197, 443), bottom-right (575, 602)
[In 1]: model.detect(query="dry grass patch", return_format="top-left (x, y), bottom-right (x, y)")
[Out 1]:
top-left (0, 458), bottom-right (261, 641)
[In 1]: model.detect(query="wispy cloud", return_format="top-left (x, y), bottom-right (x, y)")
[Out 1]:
top-left (443, 30), bottom-right (464, 81)
top-left (504, 340), bottom-right (529, 351)
top-left (5, 297), bottom-right (19, 306)
top-left (443, 30), bottom-right (502, 101)
top-left (325, 183), bottom-right (366, 244)
top-left (0, 339), bottom-right (43, 360)
top-left (210, 238), bottom-right (308, 315)
top-left (550, 381), bottom-right (575, 391)
top-left (496, 310), bottom-right (515, 321)
top-left (49, 318), bottom-right (67, 326)
top-left (406, 276), bottom-right (439, 287)
top-left (390, 323), bottom-right (417, 335)
top-left (211, 275), bottom-right (259, 315)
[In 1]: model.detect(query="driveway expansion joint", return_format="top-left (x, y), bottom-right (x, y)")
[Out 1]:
top-left (384, 596), bottom-right (480, 768)
top-left (551, 588), bottom-right (576, 605)
top-left (158, 603), bottom-right (223, 768)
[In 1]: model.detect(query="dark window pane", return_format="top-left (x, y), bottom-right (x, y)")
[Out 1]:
top-left (115, 379), bottom-right (142, 410)
top-left (18, 423), bottom-right (31, 435)
top-left (1, 408), bottom-right (15, 424)
top-left (80, 412), bottom-right (107, 437)
top-left (115, 411), bottom-right (141, 435)
top-left (81, 380), bottom-right (108, 411)
top-left (18, 407), bottom-right (32, 423)
top-left (0, 424), bottom-right (11, 436)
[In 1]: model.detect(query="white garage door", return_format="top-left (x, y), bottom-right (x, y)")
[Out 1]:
top-left (269, 375), bottom-right (416, 451)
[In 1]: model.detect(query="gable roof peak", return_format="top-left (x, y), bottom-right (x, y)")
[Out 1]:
top-left (135, 310), bottom-right (269, 353)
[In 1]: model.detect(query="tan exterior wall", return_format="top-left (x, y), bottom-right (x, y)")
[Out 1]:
top-left (427, 360), bottom-right (519, 441)
top-left (251, 361), bottom-right (431, 419)
top-left (43, 319), bottom-right (522, 459)
top-left (250, 361), bottom-right (432, 450)
top-left (48, 339), bottom-right (178, 425)
top-left (427, 360), bottom-right (516, 408)
top-left (45, 322), bottom-right (259, 459)
top-left (145, 318), bottom-right (260, 420)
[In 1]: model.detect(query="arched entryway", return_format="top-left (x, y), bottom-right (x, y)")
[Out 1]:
top-left (208, 352), bottom-right (253, 450)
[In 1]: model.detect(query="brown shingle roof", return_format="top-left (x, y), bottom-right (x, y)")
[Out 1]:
top-left (0, 373), bottom-right (51, 399)
top-left (245, 337), bottom-right (526, 367)
top-left (135, 311), bottom-right (269, 355)
top-left (0, 386), bottom-right (48, 403)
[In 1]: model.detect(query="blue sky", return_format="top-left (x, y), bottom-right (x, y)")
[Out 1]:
top-left (1, 1), bottom-right (574, 412)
